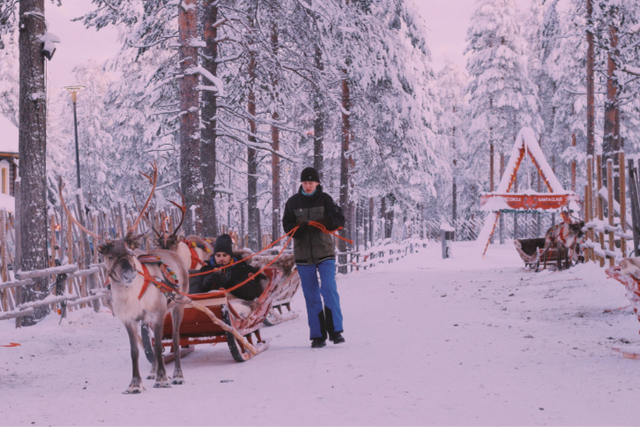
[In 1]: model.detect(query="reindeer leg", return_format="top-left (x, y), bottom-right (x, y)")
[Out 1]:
top-left (557, 243), bottom-right (563, 271)
top-left (171, 306), bottom-right (185, 385)
top-left (556, 242), bottom-right (564, 271)
top-left (146, 322), bottom-right (158, 380)
top-left (152, 318), bottom-right (171, 388)
top-left (123, 322), bottom-right (145, 394)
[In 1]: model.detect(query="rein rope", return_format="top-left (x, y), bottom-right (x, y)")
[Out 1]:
top-left (136, 221), bottom-right (354, 300)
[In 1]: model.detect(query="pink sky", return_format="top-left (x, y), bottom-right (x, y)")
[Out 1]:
top-left (414, 0), bottom-right (475, 72)
top-left (45, 0), bottom-right (475, 88)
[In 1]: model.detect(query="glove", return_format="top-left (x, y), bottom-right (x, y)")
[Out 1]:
top-left (293, 221), bottom-right (308, 238)
top-left (308, 218), bottom-right (324, 233)
top-left (203, 272), bottom-right (230, 291)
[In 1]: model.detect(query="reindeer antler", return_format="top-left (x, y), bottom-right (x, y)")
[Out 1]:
top-left (168, 191), bottom-right (187, 238)
top-left (58, 179), bottom-right (102, 241)
top-left (129, 161), bottom-right (158, 234)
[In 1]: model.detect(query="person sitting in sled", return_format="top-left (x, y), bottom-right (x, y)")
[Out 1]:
top-left (188, 234), bottom-right (266, 301)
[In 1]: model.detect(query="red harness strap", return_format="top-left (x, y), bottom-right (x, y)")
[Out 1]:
top-left (186, 241), bottom-right (206, 270)
top-left (137, 263), bottom-right (152, 300)
top-left (556, 225), bottom-right (567, 245)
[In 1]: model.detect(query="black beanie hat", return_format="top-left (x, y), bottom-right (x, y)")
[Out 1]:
top-left (300, 167), bottom-right (320, 183)
top-left (214, 234), bottom-right (234, 257)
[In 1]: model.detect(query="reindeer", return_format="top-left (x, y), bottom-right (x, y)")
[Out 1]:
top-left (60, 164), bottom-right (190, 394)
top-left (618, 257), bottom-right (640, 279)
top-left (148, 194), bottom-right (213, 271)
top-left (539, 218), bottom-right (585, 272)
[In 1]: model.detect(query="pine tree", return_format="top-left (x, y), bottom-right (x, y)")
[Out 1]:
top-left (465, 0), bottom-right (541, 195)
top-left (435, 57), bottom-right (468, 223)
top-left (0, 25), bottom-right (17, 125)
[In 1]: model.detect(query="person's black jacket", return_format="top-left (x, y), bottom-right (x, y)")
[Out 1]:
top-left (282, 185), bottom-right (345, 265)
top-left (188, 252), bottom-right (266, 301)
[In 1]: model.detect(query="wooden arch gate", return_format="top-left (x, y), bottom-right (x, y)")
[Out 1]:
top-left (477, 127), bottom-right (580, 256)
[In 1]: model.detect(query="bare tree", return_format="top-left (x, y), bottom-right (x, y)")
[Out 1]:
top-left (178, 0), bottom-right (203, 235)
top-left (18, 0), bottom-right (49, 325)
top-left (200, 0), bottom-right (219, 237)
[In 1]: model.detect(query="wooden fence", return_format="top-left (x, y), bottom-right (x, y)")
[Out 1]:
top-left (582, 154), bottom-right (634, 267)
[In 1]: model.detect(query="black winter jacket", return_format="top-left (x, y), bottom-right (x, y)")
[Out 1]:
top-left (282, 185), bottom-right (345, 265)
top-left (188, 253), bottom-right (266, 301)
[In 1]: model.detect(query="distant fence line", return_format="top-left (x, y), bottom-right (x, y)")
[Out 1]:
top-left (0, 205), bottom-right (561, 324)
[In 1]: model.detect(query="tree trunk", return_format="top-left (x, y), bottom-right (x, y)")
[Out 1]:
top-left (586, 0), bottom-right (595, 157)
top-left (386, 194), bottom-right (395, 239)
top-left (603, 19), bottom-right (619, 193)
top-left (247, 19), bottom-right (259, 252)
top-left (489, 142), bottom-right (494, 192)
top-left (368, 197), bottom-right (374, 245)
top-left (271, 24), bottom-right (281, 242)
top-left (178, 0), bottom-right (203, 235)
top-left (338, 72), bottom-right (350, 271)
top-left (571, 133), bottom-right (577, 192)
top-left (18, 0), bottom-right (49, 326)
top-left (380, 196), bottom-right (386, 240)
top-left (499, 153), bottom-right (504, 244)
top-left (200, 0), bottom-right (219, 237)
top-left (452, 125), bottom-right (457, 223)
top-left (313, 45), bottom-right (325, 178)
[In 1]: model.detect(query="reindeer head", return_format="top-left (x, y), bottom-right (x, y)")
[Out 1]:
top-left (569, 221), bottom-right (586, 241)
top-left (98, 238), bottom-right (139, 284)
top-left (571, 221), bottom-right (585, 234)
top-left (59, 162), bottom-right (158, 286)
top-left (152, 192), bottom-right (187, 250)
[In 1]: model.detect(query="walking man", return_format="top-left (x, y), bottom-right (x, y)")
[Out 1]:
top-left (282, 167), bottom-right (346, 348)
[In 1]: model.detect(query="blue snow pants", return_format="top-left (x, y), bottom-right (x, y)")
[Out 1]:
top-left (296, 259), bottom-right (344, 340)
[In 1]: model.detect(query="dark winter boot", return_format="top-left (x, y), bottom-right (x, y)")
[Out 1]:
top-left (329, 332), bottom-right (345, 344)
top-left (311, 338), bottom-right (326, 348)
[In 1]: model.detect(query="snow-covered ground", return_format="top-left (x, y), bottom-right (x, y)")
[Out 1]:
top-left (2, 240), bottom-right (640, 425)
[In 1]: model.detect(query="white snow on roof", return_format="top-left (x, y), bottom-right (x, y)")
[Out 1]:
top-left (0, 115), bottom-right (18, 154)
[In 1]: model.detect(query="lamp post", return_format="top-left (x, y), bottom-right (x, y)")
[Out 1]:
top-left (63, 86), bottom-right (85, 189)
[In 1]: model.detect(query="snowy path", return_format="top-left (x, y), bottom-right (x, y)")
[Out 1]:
top-left (3, 241), bottom-right (640, 425)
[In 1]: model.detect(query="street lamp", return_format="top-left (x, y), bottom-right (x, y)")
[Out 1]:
top-left (63, 85), bottom-right (85, 189)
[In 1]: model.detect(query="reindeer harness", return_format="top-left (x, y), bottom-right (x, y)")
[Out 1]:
top-left (549, 223), bottom-right (570, 246)
top-left (137, 254), bottom-right (182, 300)
top-left (185, 239), bottom-right (211, 269)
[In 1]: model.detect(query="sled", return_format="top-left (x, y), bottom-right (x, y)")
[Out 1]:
top-left (147, 267), bottom-right (285, 363)
top-left (264, 268), bottom-right (301, 326)
top-left (515, 238), bottom-right (583, 272)
top-left (606, 266), bottom-right (640, 328)
top-left (514, 238), bottom-right (546, 270)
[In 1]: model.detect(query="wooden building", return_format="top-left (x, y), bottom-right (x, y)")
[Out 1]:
top-left (0, 115), bottom-right (18, 212)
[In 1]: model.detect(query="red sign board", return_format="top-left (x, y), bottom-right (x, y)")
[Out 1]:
top-left (480, 193), bottom-right (579, 211)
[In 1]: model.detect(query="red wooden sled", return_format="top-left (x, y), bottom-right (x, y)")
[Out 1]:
top-left (146, 268), bottom-right (286, 363)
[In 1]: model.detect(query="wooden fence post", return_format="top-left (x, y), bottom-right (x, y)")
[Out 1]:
top-left (620, 152), bottom-right (627, 258)
top-left (607, 159), bottom-right (615, 267)
top-left (628, 159), bottom-right (640, 257)
top-left (0, 209), bottom-right (7, 311)
top-left (585, 155), bottom-right (597, 262)
top-left (596, 155), bottom-right (605, 267)
top-left (584, 184), bottom-right (591, 262)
